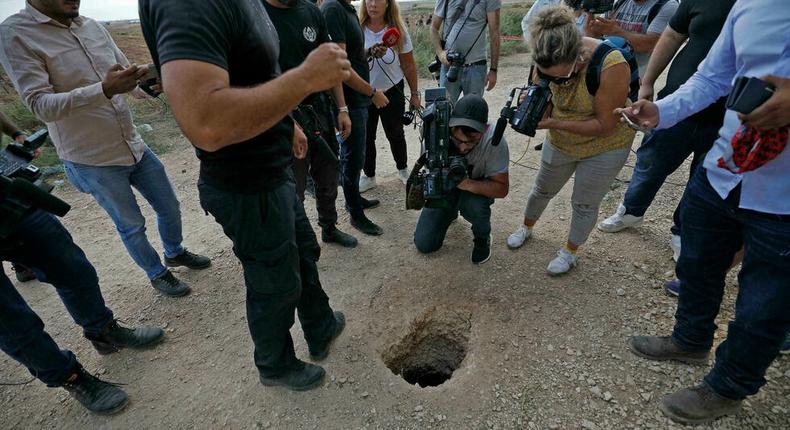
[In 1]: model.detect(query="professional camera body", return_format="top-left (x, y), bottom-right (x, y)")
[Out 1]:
top-left (406, 88), bottom-right (467, 210)
top-left (569, 0), bottom-right (615, 13)
top-left (492, 75), bottom-right (552, 145)
top-left (0, 129), bottom-right (70, 238)
top-left (427, 51), bottom-right (464, 83)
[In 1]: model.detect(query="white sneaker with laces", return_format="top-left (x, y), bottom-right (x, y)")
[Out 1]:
top-left (598, 204), bottom-right (643, 233)
top-left (547, 248), bottom-right (577, 275)
top-left (670, 234), bottom-right (681, 262)
top-left (507, 225), bottom-right (532, 249)
top-left (398, 168), bottom-right (409, 185)
top-left (359, 175), bottom-right (377, 193)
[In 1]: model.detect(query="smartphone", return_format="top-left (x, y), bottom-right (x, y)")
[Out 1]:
top-left (621, 112), bottom-right (650, 133)
top-left (138, 64), bottom-right (161, 98)
top-left (140, 64), bottom-right (159, 82)
top-left (726, 76), bottom-right (775, 114)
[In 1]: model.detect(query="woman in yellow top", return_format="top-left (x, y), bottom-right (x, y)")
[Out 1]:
top-left (507, 5), bottom-right (636, 275)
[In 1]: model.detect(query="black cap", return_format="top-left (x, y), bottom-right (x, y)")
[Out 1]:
top-left (449, 95), bottom-right (488, 133)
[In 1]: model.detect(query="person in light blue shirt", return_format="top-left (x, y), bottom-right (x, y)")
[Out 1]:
top-left (617, 0), bottom-right (790, 425)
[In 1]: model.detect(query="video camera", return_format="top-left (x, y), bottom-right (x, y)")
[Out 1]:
top-left (0, 129), bottom-right (70, 238)
top-left (492, 74), bottom-right (552, 145)
top-left (569, 0), bottom-right (615, 14)
top-left (406, 88), bottom-right (467, 210)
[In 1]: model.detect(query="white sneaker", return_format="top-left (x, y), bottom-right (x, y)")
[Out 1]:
top-left (507, 225), bottom-right (532, 249)
top-left (598, 204), bottom-right (643, 233)
top-left (670, 234), bottom-right (681, 262)
top-left (359, 175), bottom-right (377, 193)
top-left (398, 168), bottom-right (409, 185)
top-left (547, 248), bottom-right (577, 276)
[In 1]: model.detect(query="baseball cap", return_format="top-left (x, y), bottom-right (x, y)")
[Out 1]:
top-left (449, 95), bottom-right (488, 133)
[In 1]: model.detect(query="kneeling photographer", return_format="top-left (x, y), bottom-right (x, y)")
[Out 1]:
top-left (506, 5), bottom-right (636, 275)
top-left (412, 94), bottom-right (509, 264)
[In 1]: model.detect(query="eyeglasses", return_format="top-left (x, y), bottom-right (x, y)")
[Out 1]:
top-left (536, 57), bottom-right (578, 85)
top-left (451, 134), bottom-right (479, 149)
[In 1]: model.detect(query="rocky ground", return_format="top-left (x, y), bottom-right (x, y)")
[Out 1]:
top-left (1, 51), bottom-right (788, 430)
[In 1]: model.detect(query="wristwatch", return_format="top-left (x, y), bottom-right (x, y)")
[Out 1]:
top-left (338, 106), bottom-right (349, 113)
top-left (369, 87), bottom-right (377, 98)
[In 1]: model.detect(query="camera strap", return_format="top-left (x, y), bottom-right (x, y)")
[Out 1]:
top-left (445, 0), bottom-right (485, 56)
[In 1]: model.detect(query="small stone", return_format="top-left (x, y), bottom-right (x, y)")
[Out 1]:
top-left (616, 288), bottom-right (626, 296)
top-left (547, 344), bottom-right (555, 352)
top-left (590, 386), bottom-right (602, 398)
top-left (641, 392), bottom-right (652, 401)
top-left (414, 405), bottom-right (424, 412)
top-left (604, 392), bottom-right (613, 402)
top-left (360, 392), bottom-right (369, 398)
top-left (581, 419), bottom-right (598, 430)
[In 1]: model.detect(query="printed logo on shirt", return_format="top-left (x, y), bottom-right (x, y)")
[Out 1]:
top-left (303, 27), bottom-right (317, 42)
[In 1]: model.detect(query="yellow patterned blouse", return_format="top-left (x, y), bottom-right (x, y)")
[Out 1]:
top-left (547, 50), bottom-right (636, 158)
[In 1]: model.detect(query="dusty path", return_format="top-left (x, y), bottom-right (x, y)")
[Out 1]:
top-left (1, 52), bottom-right (788, 430)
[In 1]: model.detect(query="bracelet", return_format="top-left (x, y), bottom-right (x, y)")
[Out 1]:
top-left (338, 106), bottom-right (349, 113)
top-left (489, 68), bottom-right (497, 72)
top-left (410, 90), bottom-right (420, 96)
top-left (369, 87), bottom-right (377, 98)
top-left (11, 131), bottom-right (24, 139)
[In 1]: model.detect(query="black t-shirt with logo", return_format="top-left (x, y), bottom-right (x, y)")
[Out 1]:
top-left (658, 0), bottom-right (735, 124)
top-left (139, 0), bottom-right (294, 193)
top-left (264, 0), bottom-right (329, 73)
top-left (321, 0), bottom-right (371, 109)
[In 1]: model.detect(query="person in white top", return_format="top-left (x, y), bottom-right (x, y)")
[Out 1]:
top-left (358, 0), bottom-right (420, 192)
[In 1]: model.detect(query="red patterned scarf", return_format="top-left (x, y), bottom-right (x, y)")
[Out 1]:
top-left (718, 125), bottom-right (789, 173)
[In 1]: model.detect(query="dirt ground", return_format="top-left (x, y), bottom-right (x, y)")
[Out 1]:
top-left (1, 50), bottom-right (788, 430)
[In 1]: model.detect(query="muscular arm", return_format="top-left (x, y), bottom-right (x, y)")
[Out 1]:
top-left (487, 10), bottom-right (500, 70)
top-left (459, 172), bottom-right (509, 199)
top-left (641, 26), bottom-right (687, 90)
top-left (162, 60), bottom-right (313, 151)
top-left (547, 62), bottom-right (631, 137)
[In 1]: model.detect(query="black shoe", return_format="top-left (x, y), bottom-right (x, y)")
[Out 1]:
top-left (86, 320), bottom-right (165, 355)
top-left (471, 234), bottom-right (492, 264)
top-left (321, 226), bottom-right (358, 248)
top-left (310, 311), bottom-right (346, 361)
top-left (164, 249), bottom-right (211, 270)
top-left (62, 365), bottom-right (129, 415)
top-left (350, 215), bottom-right (383, 236)
top-left (627, 335), bottom-right (709, 365)
top-left (151, 270), bottom-right (191, 297)
top-left (660, 383), bottom-right (742, 425)
top-left (361, 197), bottom-right (380, 210)
top-left (259, 361), bottom-right (325, 391)
top-left (13, 266), bottom-right (36, 283)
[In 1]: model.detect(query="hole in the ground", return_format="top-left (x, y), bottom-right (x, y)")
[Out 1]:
top-left (381, 307), bottom-right (471, 388)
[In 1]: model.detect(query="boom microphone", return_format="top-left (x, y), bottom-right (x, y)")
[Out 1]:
top-left (0, 175), bottom-right (70, 217)
top-left (382, 27), bottom-right (401, 48)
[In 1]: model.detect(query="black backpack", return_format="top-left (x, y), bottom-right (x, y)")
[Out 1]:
top-left (585, 36), bottom-right (640, 101)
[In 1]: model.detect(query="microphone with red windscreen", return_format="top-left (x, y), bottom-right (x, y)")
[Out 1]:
top-left (382, 27), bottom-right (401, 48)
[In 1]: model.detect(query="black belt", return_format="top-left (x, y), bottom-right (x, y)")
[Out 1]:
top-left (463, 60), bottom-right (487, 67)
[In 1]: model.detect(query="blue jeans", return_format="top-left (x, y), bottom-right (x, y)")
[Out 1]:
top-left (440, 63), bottom-right (487, 104)
top-left (0, 210), bottom-right (114, 386)
top-left (672, 167), bottom-right (790, 400)
top-left (414, 190), bottom-right (493, 253)
top-left (623, 115), bottom-right (721, 234)
top-left (63, 146), bottom-right (184, 279)
top-left (340, 107), bottom-right (369, 218)
top-left (198, 179), bottom-right (335, 377)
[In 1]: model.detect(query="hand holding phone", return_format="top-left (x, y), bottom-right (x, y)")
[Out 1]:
top-left (138, 64), bottom-right (161, 98)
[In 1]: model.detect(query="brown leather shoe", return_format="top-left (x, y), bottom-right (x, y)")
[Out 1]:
top-left (660, 384), bottom-right (742, 425)
top-left (627, 335), bottom-right (709, 365)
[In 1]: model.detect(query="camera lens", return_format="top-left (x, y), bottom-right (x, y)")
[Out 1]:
top-left (446, 65), bottom-right (460, 83)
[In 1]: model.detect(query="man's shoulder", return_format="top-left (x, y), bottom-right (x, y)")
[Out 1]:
top-left (1, 12), bottom-right (34, 31)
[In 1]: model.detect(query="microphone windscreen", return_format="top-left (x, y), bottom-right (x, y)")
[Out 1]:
top-left (382, 27), bottom-right (401, 48)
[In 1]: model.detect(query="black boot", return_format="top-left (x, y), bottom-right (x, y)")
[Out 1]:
top-left (321, 225), bottom-right (358, 248)
top-left (62, 365), bottom-right (129, 415)
top-left (259, 361), bottom-right (325, 391)
top-left (360, 197), bottom-right (380, 209)
top-left (309, 311), bottom-right (346, 361)
top-left (12, 263), bottom-right (36, 282)
top-left (350, 214), bottom-right (383, 236)
top-left (86, 320), bottom-right (165, 355)
top-left (660, 384), bottom-right (742, 425)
